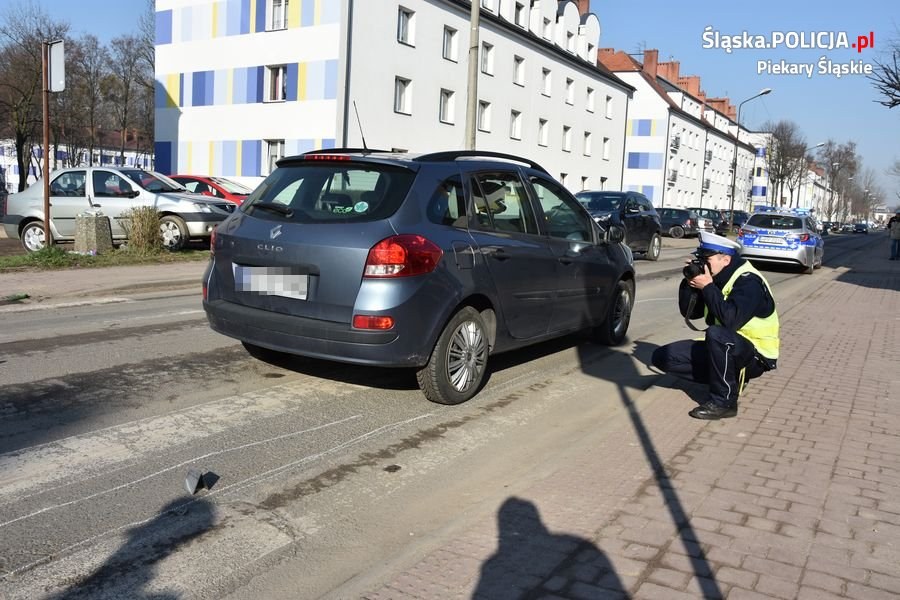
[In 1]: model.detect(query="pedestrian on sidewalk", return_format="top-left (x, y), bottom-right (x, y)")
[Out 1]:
top-left (888, 208), bottom-right (900, 260)
top-left (651, 231), bottom-right (779, 420)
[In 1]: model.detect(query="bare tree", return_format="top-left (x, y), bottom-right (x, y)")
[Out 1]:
top-left (783, 139), bottom-right (811, 208)
top-left (70, 34), bottom-right (109, 166)
top-left (106, 34), bottom-right (142, 164)
top-left (817, 140), bottom-right (858, 222)
top-left (869, 32), bottom-right (900, 109)
top-left (0, 1), bottom-right (68, 190)
top-left (761, 120), bottom-right (804, 208)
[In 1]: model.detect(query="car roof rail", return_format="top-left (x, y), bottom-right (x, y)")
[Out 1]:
top-left (413, 150), bottom-right (549, 174)
top-left (300, 148), bottom-right (393, 156)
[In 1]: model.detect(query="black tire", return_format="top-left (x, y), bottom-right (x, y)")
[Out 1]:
top-left (21, 220), bottom-right (49, 252)
top-left (160, 215), bottom-right (189, 251)
top-left (416, 307), bottom-right (489, 405)
top-left (644, 233), bottom-right (661, 261)
top-left (669, 225), bottom-right (685, 239)
top-left (594, 279), bottom-right (634, 346)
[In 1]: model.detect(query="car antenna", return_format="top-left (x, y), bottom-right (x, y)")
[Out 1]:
top-left (353, 100), bottom-right (369, 152)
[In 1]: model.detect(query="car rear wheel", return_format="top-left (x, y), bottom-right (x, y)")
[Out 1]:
top-left (593, 279), bottom-right (634, 346)
top-left (160, 215), bottom-right (189, 251)
top-left (21, 220), bottom-right (48, 252)
top-left (669, 225), bottom-right (685, 239)
top-left (417, 307), bottom-right (488, 405)
top-left (644, 233), bottom-right (661, 261)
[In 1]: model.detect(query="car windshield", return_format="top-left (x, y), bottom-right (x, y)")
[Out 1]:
top-left (121, 170), bottom-right (184, 193)
top-left (747, 214), bottom-right (803, 230)
top-left (575, 193), bottom-right (623, 212)
top-left (211, 177), bottom-right (253, 194)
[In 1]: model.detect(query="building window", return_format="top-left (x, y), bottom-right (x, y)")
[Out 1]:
top-left (266, 65), bottom-right (287, 102)
top-left (514, 2), bottom-right (526, 27)
top-left (265, 139), bottom-right (284, 175)
top-left (513, 55), bottom-right (524, 86)
top-left (581, 176), bottom-right (589, 190)
top-left (605, 95), bottom-right (613, 119)
top-left (587, 43), bottom-right (595, 59)
top-left (542, 18), bottom-right (552, 40)
top-left (565, 78), bottom-right (574, 105)
top-left (480, 0), bottom-right (496, 12)
top-left (583, 132), bottom-right (592, 156)
top-left (538, 118), bottom-right (548, 146)
top-left (562, 125), bottom-right (571, 152)
top-left (481, 42), bottom-right (494, 75)
top-left (541, 68), bottom-right (551, 96)
top-left (397, 7), bottom-right (414, 46)
top-left (394, 77), bottom-right (411, 114)
top-left (477, 100), bottom-right (491, 132)
top-left (269, 0), bottom-right (288, 30)
top-left (560, 172), bottom-right (568, 187)
top-left (442, 26), bottom-right (457, 61)
top-left (510, 110), bottom-right (522, 140)
top-left (566, 32), bottom-right (575, 53)
top-left (586, 87), bottom-right (595, 112)
top-left (602, 137), bottom-right (611, 160)
top-left (439, 89), bottom-right (454, 124)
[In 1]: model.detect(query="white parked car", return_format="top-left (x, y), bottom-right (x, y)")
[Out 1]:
top-left (2, 167), bottom-right (235, 251)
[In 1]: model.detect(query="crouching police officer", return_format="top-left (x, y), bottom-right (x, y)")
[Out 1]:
top-left (652, 231), bottom-right (779, 419)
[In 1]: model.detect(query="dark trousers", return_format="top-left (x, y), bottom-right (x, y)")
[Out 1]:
top-left (651, 326), bottom-right (768, 408)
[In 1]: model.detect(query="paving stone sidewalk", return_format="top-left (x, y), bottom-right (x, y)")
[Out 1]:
top-left (363, 266), bottom-right (900, 599)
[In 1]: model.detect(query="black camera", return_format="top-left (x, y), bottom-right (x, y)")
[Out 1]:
top-left (683, 257), bottom-right (708, 279)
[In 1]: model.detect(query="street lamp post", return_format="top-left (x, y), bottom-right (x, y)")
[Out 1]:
top-left (728, 88), bottom-right (772, 232)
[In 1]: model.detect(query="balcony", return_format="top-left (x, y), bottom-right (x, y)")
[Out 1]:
top-left (667, 170), bottom-right (678, 185)
top-left (702, 178), bottom-right (710, 191)
top-left (669, 136), bottom-right (681, 152)
top-left (705, 150), bottom-right (712, 162)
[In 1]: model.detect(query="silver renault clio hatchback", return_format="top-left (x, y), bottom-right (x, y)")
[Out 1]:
top-left (203, 150), bottom-right (636, 404)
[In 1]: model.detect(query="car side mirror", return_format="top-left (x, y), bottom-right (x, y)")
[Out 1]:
top-left (128, 190), bottom-right (140, 198)
top-left (606, 224), bottom-right (626, 244)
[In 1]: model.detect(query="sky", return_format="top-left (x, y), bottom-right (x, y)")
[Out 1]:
top-left (30, 0), bottom-right (900, 205)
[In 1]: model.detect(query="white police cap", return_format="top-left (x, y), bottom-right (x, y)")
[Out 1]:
top-left (694, 231), bottom-right (741, 257)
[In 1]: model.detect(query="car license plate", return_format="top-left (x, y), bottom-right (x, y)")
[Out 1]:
top-left (758, 236), bottom-right (786, 245)
top-left (232, 264), bottom-right (308, 299)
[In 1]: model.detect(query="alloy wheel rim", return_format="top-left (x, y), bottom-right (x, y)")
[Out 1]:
top-left (24, 227), bottom-right (45, 251)
top-left (446, 321), bottom-right (486, 392)
top-left (160, 222), bottom-right (181, 248)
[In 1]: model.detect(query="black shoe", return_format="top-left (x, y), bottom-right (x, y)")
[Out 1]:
top-left (689, 402), bottom-right (737, 420)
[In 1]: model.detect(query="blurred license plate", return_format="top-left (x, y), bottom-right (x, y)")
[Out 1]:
top-left (758, 236), bottom-right (786, 245)
top-left (233, 265), bottom-right (308, 299)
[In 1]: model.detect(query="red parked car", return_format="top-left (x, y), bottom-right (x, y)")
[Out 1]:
top-left (170, 175), bottom-right (254, 204)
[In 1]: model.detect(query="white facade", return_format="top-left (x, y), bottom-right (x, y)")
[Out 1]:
top-left (154, 0), bottom-right (630, 194)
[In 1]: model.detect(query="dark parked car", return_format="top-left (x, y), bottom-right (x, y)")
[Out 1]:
top-left (574, 190), bottom-right (661, 260)
top-left (687, 207), bottom-right (729, 235)
top-left (204, 149), bottom-right (636, 405)
top-left (657, 208), bottom-right (701, 238)
top-left (853, 223), bottom-right (869, 234)
top-left (720, 209), bottom-right (750, 232)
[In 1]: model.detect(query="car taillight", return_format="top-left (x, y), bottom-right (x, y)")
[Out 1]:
top-left (304, 154), bottom-right (351, 161)
top-left (737, 228), bottom-right (744, 237)
top-left (209, 227), bottom-right (217, 255)
top-left (352, 315), bottom-right (395, 330)
top-left (798, 233), bottom-right (810, 242)
top-left (364, 235), bottom-right (443, 278)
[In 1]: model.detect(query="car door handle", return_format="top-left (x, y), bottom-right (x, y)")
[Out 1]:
top-left (484, 248), bottom-right (511, 260)
top-left (558, 257), bottom-right (574, 265)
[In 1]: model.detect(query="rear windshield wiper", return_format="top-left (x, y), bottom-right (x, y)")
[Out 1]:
top-left (252, 202), bottom-right (294, 218)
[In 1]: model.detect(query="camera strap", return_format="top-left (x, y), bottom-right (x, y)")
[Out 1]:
top-left (684, 293), bottom-right (707, 332)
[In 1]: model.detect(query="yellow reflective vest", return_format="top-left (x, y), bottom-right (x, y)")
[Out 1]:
top-left (705, 261), bottom-right (780, 360)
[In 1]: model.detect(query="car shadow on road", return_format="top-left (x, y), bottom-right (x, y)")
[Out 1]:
top-left (45, 497), bottom-right (216, 599)
top-left (472, 496), bottom-right (626, 599)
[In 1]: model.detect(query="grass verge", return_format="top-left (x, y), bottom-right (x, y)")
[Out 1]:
top-left (0, 246), bottom-right (209, 272)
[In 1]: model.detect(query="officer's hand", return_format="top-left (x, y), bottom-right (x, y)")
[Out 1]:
top-left (688, 263), bottom-right (713, 289)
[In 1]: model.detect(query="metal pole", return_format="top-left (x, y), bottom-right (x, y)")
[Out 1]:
top-left (42, 41), bottom-right (51, 248)
top-left (464, 1), bottom-right (480, 150)
top-left (727, 88), bottom-right (771, 232)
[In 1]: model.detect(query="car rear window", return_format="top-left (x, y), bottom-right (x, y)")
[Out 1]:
top-left (575, 193), bottom-right (623, 212)
top-left (241, 162), bottom-right (416, 223)
top-left (747, 214), bottom-right (802, 229)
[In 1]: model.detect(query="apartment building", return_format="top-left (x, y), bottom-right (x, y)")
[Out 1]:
top-left (154, 0), bottom-right (633, 193)
top-left (598, 49), bottom-right (759, 213)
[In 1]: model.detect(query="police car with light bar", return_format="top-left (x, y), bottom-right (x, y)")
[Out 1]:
top-left (737, 206), bottom-right (824, 274)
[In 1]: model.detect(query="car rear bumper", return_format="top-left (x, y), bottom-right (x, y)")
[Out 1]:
top-left (203, 298), bottom-right (436, 367)
top-left (741, 245), bottom-right (814, 267)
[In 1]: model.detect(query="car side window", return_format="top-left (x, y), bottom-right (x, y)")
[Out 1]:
top-left (471, 172), bottom-right (538, 235)
top-left (530, 176), bottom-right (591, 241)
top-left (92, 171), bottom-right (132, 197)
top-left (638, 196), bottom-right (654, 213)
top-left (426, 175), bottom-right (466, 227)
top-left (625, 195), bottom-right (640, 213)
top-left (50, 171), bottom-right (86, 197)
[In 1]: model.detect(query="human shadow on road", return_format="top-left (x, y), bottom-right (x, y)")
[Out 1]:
top-left (48, 497), bottom-right (215, 600)
top-left (577, 338), bottom-right (726, 599)
top-left (472, 497), bottom-right (626, 599)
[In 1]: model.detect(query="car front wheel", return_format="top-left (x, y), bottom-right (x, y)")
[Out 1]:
top-left (644, 233), bottom-right (661, 261)
top-left (21, 221), bottom-right (48, 252)
top-left (160, 215), bottom-right (189, 251)
top-left (593, 279), bottom-right (634, 346)
top-left (417, 307), bottom-right (489, 405)
top-left (669, 225), bottom-right (685, 239)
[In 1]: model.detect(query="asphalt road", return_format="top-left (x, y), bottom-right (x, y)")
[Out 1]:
top-left (0, 232), bottom-right (883, 599)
